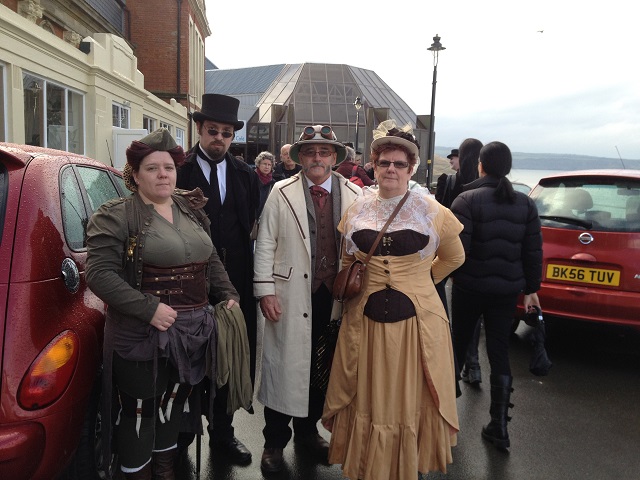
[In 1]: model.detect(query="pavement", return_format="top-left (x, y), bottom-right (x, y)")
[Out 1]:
top-left (170, 301), bottom-right (640, 480)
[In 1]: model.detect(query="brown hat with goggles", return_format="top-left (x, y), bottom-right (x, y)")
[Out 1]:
top-left (289, 125), bottom-right (347, 164)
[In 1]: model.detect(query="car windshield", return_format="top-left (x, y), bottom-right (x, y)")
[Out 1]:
top-left (531, 176), bottom-right (640, 232)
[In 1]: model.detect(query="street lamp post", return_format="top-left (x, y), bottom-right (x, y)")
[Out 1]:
top-left (426, 34), bottom-right (445, 188)
top-left (354, 96), bottom-right (363, 154)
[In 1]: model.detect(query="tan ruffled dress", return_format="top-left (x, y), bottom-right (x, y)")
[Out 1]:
top-left (322, 189), bottom-right (464, 479)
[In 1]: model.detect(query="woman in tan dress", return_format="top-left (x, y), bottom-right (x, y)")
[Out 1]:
top-left (322, 120), bottom-right (465, 479)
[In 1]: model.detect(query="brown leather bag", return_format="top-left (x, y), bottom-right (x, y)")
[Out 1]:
top-left (333, 260), bottom-right (366, 302)
top-left (332, 191), bottom-right (409, 302)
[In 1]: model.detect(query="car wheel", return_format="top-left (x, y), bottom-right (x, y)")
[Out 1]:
top-left (61, 369), bottom-right (117, 480)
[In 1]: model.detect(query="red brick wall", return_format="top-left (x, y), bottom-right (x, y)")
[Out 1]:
top-left (128, 0), bottom-right (194, 103)
top-left (1, 0), bottom-right (19, 12)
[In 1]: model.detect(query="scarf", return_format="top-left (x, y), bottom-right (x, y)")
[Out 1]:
top-left (256, 168), bottom-right (273, 185)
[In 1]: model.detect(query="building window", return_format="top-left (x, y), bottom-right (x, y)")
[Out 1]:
top-left (175, 127), bottom-right (185, 148)
top-left (112, 103), bottom-right (130, 128)
top-left (189, 17), bottom-right (205, 104)
top-left (143, 115), bottom-right (156, 133)
top-left (23, 72), bottom-right (85, 153)
top-left (159, 122), bottom-right (171, 133)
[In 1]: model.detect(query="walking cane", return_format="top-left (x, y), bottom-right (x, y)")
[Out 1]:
top-left (196, 432), bottom-right (201, 478)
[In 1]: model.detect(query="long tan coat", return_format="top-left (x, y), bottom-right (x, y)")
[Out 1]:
top-left (253, 172), bottom-right (360, 417)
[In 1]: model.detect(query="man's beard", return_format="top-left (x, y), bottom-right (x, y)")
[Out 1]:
top-left (202, 142), bottom-right (227, 161)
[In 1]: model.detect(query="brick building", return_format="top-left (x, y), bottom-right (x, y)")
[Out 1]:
top-left (0, 0), bottom-right (209, 166)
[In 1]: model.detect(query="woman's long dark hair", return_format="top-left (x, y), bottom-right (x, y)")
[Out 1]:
top-left (458, 138), bottom-right (483, 185)
top-left (480, 141), bottom-right (516, 204)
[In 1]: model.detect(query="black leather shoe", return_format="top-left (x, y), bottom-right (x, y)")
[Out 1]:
top-left (260, 448), bottom-right (284, 473)
top-left (294, 433), bottom-right (330, 461)
top-left (210, 436), bottom-right (252, 465)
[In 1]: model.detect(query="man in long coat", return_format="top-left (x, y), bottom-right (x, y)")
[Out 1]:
top-left (254, 125), bottom-right (360, 473)
top-left (176, 93), bottom-right (259, 464)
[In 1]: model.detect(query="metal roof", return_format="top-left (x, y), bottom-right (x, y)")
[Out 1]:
top-left (205, 64), bottom-right (286, 95)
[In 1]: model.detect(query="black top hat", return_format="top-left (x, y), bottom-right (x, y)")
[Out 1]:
top-left (192, 94), bottom-right (244, 130)
top-left (447, 148), bottom-right (459, 159)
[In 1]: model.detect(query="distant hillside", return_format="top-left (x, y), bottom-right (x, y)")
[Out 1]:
top-left (435, 147), bottom-right (640, 171)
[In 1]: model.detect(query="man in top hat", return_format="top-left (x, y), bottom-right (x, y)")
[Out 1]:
top-left (253, 125), bottom-right (360, 473)
top-left (436, 148), bottom-right (460, 207)
top-left (176, 93), bottom-right (259, 464)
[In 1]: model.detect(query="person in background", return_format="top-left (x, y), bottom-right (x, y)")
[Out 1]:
top-left (254, 125), bottom-right (360, 474)
top-left (255, 151), bottom-right (277, 217)
top-left (176, 93), bottom-right (259, 465)
top-left (435, 148), bottom-right (459, 206)
top-left (362, 158), bottom-right (376, 181)
top-left (322, 120), bottom-right (465, 480)
top-left (435, 139), bottom-right (485, 386)
top-left (450, 141), bottom-right (542, 451)
top-left (273, 143), bottom-right (302, 180)
top-left (86, 128), bottom-right (239, 479)
top-left (335, 145), bottom-right (375, 187)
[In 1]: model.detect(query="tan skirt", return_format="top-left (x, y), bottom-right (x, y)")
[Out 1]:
top-left (328, 315), bottom-right (456, 480)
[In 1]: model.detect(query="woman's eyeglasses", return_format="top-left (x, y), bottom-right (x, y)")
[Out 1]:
top-left (376, 160), bottom-right (410, 169)
top-left (301, 125), bottom-right (335, 141)
top-left (206, 128), bottom-right (234, 139)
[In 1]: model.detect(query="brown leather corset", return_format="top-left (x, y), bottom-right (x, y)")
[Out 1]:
top-left (141, 262), bottom-right (208, 310)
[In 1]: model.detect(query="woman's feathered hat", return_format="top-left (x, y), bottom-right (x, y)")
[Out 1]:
top-left (370, 120), bottom-right (421, 170)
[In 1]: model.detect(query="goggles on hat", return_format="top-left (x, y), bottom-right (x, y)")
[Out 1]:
top-left (301, 125), bottom-right (335, 141)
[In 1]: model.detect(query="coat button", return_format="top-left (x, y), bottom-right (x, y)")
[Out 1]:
top-left (304, 274), bottom-right (308, 278)
top-left (303, 313), bottom-right (308, 318)
top-left (383, 259), bottom-right (389, 265)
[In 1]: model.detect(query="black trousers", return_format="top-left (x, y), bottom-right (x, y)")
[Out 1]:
top-left (451, 284), bottom-right (518, 377)
top-left (262, 284), bottom-right (333, 449)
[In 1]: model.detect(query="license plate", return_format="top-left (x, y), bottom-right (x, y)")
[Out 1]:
top-left (546, 264), bottom-right (620, 286)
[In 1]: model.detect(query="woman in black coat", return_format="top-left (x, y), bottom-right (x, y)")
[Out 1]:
top-left (450, 141), bottom-right (542, 451)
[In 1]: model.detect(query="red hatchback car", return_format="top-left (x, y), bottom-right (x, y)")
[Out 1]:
top-left (0, 143), bottom-right (125, 479)
top-left (517, 169), bottom-right (640, 328)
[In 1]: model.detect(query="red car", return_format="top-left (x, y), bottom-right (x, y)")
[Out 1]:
top-left (0, 143), bottom-right (125, 479)
top-left (516, 169), bottom-right (640, 328)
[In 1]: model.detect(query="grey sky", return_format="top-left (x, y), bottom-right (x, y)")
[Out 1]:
top-left (205, 0), bottom-right (639, 159)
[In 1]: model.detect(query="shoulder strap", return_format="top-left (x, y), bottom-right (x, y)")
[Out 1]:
top-left (363, 191), bottom-right (410, 265)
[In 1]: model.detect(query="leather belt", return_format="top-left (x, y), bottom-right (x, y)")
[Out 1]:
top-left (141, 262), bottom-right (208, 309)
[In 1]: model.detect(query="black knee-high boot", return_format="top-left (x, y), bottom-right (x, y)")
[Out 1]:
top-left (481, 374), bottom-right (513, 450)
top-left (152, 449), bottom-right (177, 480)
top-left (123, 462), bottom-right (152, 480)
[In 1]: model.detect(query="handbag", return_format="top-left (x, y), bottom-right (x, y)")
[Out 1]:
top-left (526, 306), bottom-right (553, 376)
top-left (332, 191), bottom-right (410, 302)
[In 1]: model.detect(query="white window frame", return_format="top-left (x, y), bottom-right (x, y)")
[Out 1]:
top-left (22, 72), bottom-right (86, 153)
top-left (159, 121), bottom-right (171, 133)
top-left (0, 63), bottom-right (6, 142)
top-left (112, 102), bottom-right (130, 129)
top-left (143, 115), bottom-right (157, 133)
top-left (175, 127), bottom-right (185, 148)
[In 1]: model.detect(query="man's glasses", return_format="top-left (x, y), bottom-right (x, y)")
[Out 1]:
top-left (300, 149), bottom-right (336, 158)
top-left (376, 160), bottom-right (410, 169)
top-left (301, 125), bottom-right (335, 141)
top-left (206, 128), bottom-right (234, 139)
